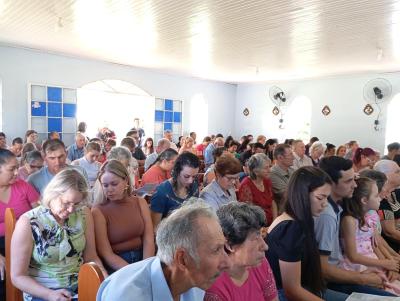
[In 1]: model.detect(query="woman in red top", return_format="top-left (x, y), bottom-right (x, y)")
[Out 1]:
top-left (141, 148), bottom-right (178, 186)
top-left (238, 153), bottom-right (277, 225)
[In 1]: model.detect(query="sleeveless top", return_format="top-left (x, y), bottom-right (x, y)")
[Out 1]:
top-left (23, 205), bottom-right (86, 300)
top-left (95, 196), bottom-right (145, 253)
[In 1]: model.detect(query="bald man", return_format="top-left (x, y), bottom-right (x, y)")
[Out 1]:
top-left (67, 132), bottom-right (86, 162)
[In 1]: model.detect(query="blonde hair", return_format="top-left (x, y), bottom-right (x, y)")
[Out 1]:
top-left (94, 159), bottom-right (132, 205)
top-left (42, 168), bottom-right (88, 208)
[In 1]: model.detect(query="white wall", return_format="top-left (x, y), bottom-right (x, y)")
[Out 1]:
top-left (0, 45), bottom-right (236, 142)
top-left (235, 73), bottom-right (400, 153)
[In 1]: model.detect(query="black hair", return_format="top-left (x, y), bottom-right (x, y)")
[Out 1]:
top-left (387, 142), bottom-right (400, 152)
top-left (0, 149), bottom-right (16, 166)
top-left (285, 166), bottom-right (332, 295)
top-left (12, 137), bottom-right (23, 145)
top-left (78, 122), bottom-right (87, 133)
top-left (23, 150), bottom-right (43, 165)
top-left (237, 138), bottom-right (251, 153)
top-left (319, 156), bottom-right (353, 184)
top-left (251, 142), bottom-right (265, 151)
top-left (171, 152), bottom-right (200, 190)
top-left (0, 132), bottom-right (6, 139)
top-left (217, 202), bottom-right (266, 246)
top-left (359, 169), bottom-right (387, 193)
top-left (224, 135), bottom-right (234, 149)
top-left (215, 133), bottom-right (224, 138)
top-left (212, 147), bottom-right (227, 161)
top-left (273, 143), bottom-right (290, 160)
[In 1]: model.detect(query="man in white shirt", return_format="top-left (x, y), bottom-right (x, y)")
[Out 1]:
top-left (292, 139), bottom-right (313, 170)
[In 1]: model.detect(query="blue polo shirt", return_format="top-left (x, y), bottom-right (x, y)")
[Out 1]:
top-left (66, 143), bottom-right (84, 162)
top-left (97, 257), bottom-right (205, 301)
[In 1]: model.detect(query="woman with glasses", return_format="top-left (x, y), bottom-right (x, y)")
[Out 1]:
top-left (18, 150), bottom-right (43, 181)
top-left (238, 153), bottom-right (277, 226)
top-left (0, 149), bottom-right (40, 300)
top-left (204, 202), bottom-right (278, 301)
top-left (150, 152), bottom-right (200, 230)
top-left (11, 168), bottom-right (105, 301)
top-left (200, 154), bottom-right (242, 211)
top-left (92, 160), bottom-right (154, 273)
top-left (353, 147), bottom-right (376, 173)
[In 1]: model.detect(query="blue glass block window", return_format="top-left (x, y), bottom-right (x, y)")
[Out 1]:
top-left (63, 103), bottom-right (77, 117)
top-left (164, 122), bottom-right (173, 131)
top-left (164, 111), bottom-right (173, 122)
top-left (47, 87), bottom-right (62, 102)
top-left (154, 98), bottom-right (182, 140)
top-left (164, 99), bottom-right (173, 111)
top-left (48, 118), bottom-right (62, 132)
top-left (29, 84), bottom-right (78, 147)
top-left (155, 110), bottom-right (163, 122)
top-left (31, 101), bottom-right (46, 116)
top-left (173, 112), bottom-right (181, 122)
top-left (48, 102), bottom-right (62, 117)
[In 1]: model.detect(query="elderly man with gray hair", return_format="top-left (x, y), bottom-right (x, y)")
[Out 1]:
top-left (374, 159), bottom-right (400, 252)
top-left (96, 199), bottom-right (230, 301)
top-left (144, 138), bottom-right (171, 171)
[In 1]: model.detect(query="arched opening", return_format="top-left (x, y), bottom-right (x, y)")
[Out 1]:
top-left (77, 80), bottom-right (155, 144)
top-left (284, 96), bottom-right (311, 142)
top-left (190, 94), bottom-right (208, 143)
top-left (385, 94), bottom-right (400, 153)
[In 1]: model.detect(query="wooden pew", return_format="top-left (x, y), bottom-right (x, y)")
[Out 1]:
top-left (6, 208), bottom-right (104, 301)
top-left (5, 207), bottom-right (23, 301)
top-left (78, 262), bottom-right (105, 301)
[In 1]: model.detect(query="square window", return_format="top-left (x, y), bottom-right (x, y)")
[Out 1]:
top-left (173, 112), bottom-right (181, 123)
top-left (63, 118), bottom-right (76, 133)
top-left (164, 111), bottom-right (173, 122)
top-left (164, 122), bottom-right (172, 131)
top-left (164, 99), bottom-right (173, 111)
top-left (63, 89), bottom-right (77, 104)
top-left (31, 117), bottom-right (47, 132)
top-left (63, 103), bottom-right (77, 117)
top-left (31, 85), bottom-right (46, 102)
top-left (48, 118), bottom-right (62, 132)
top-left (62, 133), bottom-right (75, 147)
top-left (47, 87), bottom-right (62, 102)
top-left (48, 102), bottom-right (62, 117)
top-left (155, 110), bottom-right (163, 122)
top-left (155, 98), bottom-right (164, 110)
top-left (173, 123), bottom-right (182, 135)
top-left (173, 100), bottom-right (181, 111)
top-left (31, 101), bottom-right (46, 116)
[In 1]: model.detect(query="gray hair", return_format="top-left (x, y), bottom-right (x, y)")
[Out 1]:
top-left (248, 153), bottom-right (271, 180)
top-left (310, 141), bottom-right (325, 154)
top-left (374, 159), bottom-right (399, 175)
top-left (42, 168), bottom-right (88, 208)
top-left (157, 138), bottom-right (171, 149)
top-left (156, 198), bottom-right (217, 265)
top-left (107, 146), bottom-right (132, 166)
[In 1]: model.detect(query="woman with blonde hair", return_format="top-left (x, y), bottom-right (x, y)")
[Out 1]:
top-left (11, 168), bottom-right (105, 301)
top-left (178, 136), bottom-right (196, 155)
top-left (92, 160), bottom-right (154, 273)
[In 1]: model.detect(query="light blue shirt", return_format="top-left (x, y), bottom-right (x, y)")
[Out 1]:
top-left (97, 257), bottom-right (205, 301)
top-left (71, 157), bottom-right (100, 187)
top-left (204, 143), bottom-right (216, 167)
top-left (144, 151), bottom-right (158, 171)
top-left (67, 143), bottom-right (84, 162)
top-left (27, 165), bottom-right (89, 195)
top-left (200, 179), bottom-right (237, 211)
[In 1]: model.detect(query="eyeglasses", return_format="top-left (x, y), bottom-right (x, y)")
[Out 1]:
top-left (59, 199), bottom-right (83, 211)
top-left (29, 164), bottom-right (43, 169)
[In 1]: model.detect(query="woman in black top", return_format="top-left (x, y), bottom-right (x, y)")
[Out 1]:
top-left (266, 166), bottom-right (348, 301)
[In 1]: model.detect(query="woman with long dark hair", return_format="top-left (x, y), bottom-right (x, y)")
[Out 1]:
top-left (266, 166), bottom-right (348, 301)
top-left (150, 152), bottom-right (199, 229)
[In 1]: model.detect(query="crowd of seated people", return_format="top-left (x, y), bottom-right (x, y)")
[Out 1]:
top-left (2, 125), bottom-right (400, 300)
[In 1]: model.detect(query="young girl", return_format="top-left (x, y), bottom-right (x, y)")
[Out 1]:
top-left (340, 177), bottom-right (400, 295)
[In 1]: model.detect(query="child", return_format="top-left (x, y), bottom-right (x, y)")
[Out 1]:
top-left (340, 177), bottom-right (400, 295)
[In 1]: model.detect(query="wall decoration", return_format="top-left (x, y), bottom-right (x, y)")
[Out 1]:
top-left (272, 106), bottom-right (280, 116)
top-left (363, 104), bottom-right (374, 115)
top-left (322, 105), bottom-right (331, 116)
top-left (243, 108), bottom-right (249, 116)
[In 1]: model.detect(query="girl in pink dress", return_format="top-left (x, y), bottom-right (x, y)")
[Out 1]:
top-left (340, 177), bottom-right (400, 295)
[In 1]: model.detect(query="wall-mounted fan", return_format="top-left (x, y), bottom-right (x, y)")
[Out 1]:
top-left (363, 78), bottom-right (392, 131)
top-left (269, 86), bottom-right (287, 129)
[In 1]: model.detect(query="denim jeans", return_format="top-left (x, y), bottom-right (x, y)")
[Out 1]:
top-left (328, 282), bottom-right (396, 297)
top-left (106, 249), bottom-right (143, 274)
top-left (278, 288), bottom-right (348, 301)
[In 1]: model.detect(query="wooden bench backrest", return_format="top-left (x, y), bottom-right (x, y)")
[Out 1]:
top-left (78, 262), bottom-right (105, 301)
top-left (5, 208), bottom-right (23, 301)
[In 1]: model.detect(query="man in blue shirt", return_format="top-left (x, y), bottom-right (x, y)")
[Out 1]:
top-left (97, 200), bottom-right (230, 301)
top-left (66, 132), bottom-right (86, 162)
top-left (28, 139), bottom-right (88, 195)
top-left (204, 137), bottom-right (224, 169)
